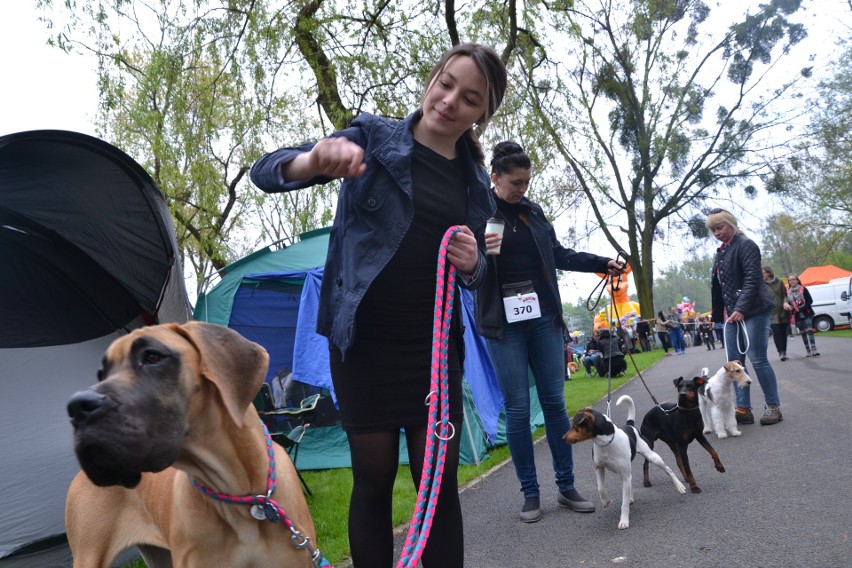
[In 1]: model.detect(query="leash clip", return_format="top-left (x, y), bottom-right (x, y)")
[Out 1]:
top-left (290, 527), bottom-right (312, 549)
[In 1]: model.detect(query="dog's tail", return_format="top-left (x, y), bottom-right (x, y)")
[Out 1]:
top-left (615, 395), bottom-right (636, 426)
top-left (701, 367), bottom-right (709, 378)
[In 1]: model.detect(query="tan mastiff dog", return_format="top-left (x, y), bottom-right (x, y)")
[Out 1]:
top-left (65, 321), bottom-right (318, 567)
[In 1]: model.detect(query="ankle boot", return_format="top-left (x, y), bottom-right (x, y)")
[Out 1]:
top-left (760, 404), bottom-right (783, 425)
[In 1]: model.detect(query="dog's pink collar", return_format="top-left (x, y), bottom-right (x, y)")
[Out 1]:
top-left (186, 421), bottom-right (330, 567)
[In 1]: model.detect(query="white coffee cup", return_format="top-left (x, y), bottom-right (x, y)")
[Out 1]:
top-left (485, 218), bottom-right (505, 255)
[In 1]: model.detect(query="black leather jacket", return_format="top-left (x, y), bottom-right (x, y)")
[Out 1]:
top-left (474, 196), bottom-right (611, 339)
top-left (711, 234), bottom-right (775, 322)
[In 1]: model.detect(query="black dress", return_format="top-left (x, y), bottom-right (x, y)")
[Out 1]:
top-left (329, 142), bottom-right (467, 433)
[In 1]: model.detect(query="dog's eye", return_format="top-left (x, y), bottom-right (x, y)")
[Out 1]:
top-left (141, 351), bottom-right (166, 366)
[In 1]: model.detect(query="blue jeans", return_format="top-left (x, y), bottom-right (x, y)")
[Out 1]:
top-left (486, 314), bottom-right (575, 499)
top-left (724, 311), bottom-right (780, 408)
top-left (670, 327), bottom-right (685, 353)
top-left (583, 353), bottom-right (602, 374)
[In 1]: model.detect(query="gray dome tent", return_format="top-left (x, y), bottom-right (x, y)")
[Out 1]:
top-left (0, 130), bottom-right (191, 565)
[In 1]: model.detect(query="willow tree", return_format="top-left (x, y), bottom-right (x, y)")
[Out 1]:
top-left (509, 0), bottom-right (810, 317)
top-left (777, 36), bottom-right (852, 235)
top-left (40, 0), bottom-right (812, 306)
top-left (39, 0), bottom-right (337, 293)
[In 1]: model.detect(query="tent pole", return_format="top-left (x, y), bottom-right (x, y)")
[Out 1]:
top-left (462, 406), bottom-right (480, 467)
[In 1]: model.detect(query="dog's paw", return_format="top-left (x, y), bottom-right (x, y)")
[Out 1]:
top-left (731, 429), bottom-right (742, 437)
top-left (618, 519), bottom-right (629, 529)
top-left (690, 486), bottom-right (702, 494)
top-left (716, 432), bottom-right (728, 440)
top-left (600, 494), bottom-right (610, 508)
top-left (703, 427), bottom-right (711, 434)
top-left (716, 464), bottom-right (726, 473)
top-left (643, 480), bottom-right (652, 488)
top-left (674, 480), bottom-right (687, 494)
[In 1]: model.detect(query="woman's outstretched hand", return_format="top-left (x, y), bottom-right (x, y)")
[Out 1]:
top-left (307, 137), bottom-right (367, 179)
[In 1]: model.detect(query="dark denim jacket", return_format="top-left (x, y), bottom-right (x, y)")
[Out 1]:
top-left (474, 197), bottom-right (611, 339)
top-left (250, 111), bottom-right (494, 355)
top-left (711, 234), bottom-right (775, 322)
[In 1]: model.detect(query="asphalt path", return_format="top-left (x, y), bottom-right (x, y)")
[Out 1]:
top-left (390, 335), bottom-right (850, 568)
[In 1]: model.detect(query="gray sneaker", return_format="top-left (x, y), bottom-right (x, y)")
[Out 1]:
top-left (557, 489), bottom-right (595, 513)
top-left (520, 496), bottom-right (542, 523)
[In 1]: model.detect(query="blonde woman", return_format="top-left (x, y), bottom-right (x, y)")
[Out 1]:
top-left (707, 208), bottom-right (782, 426)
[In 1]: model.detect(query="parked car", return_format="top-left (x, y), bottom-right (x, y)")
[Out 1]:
top-left (807, 276), bottom-right (852, 332)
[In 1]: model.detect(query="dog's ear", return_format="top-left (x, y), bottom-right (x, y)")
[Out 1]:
top-left (176, 321), bottom-right (270, 427)
top-left (570, 411), bottom-right (588, 428)
top-left (694, 376), bottom-right (707, 387)
top-left (673, 377), bottom-right (684, 387)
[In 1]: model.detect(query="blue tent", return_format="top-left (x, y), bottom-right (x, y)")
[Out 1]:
top-left (194, 228), bottom-right (543, 468)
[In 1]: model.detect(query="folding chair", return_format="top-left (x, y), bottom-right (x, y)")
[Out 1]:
top-left (253, 384), bottom-right (320, 496)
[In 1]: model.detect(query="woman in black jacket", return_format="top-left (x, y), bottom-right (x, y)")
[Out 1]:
top-left (475, 141), bottom-right (624, 522)
top-left (707, 208), bottom-right (782, 426)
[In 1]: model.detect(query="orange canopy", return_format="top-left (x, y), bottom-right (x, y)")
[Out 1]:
top-left (797, 265), bottom-right (852, 286)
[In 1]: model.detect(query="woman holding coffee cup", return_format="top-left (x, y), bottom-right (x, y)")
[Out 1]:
top-left (475, 141), bottom-right (625, 523)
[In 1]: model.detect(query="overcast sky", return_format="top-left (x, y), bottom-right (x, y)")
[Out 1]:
top-left (2, 1), bottom-right (849, 310)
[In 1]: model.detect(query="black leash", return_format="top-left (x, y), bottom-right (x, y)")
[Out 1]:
top-left (583, 252), bottom-right (661, 411)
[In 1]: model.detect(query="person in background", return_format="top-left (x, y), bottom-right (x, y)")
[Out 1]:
top-left (667, 307), bottom-right (686, 355)
top-left (698, 316), bottom-right (716, 350)
top-left (715, 320), bottom-right (725, 347)
top-left (596, 327), bottom-right (628, 377)
top-left (636, 317), bottom-right (652, 352)
top-left (619, 322), bottom-right (637, 354)
top-left (707, 208), bottom-right (782, 426)
top-left (655, 310), bottom-right (672, 355)
top-left (250, 43), bottom-right (507, 567)
top-left (763, 266), bottom-right (792, 361)
top-left (691, 315), bottom-right (702, 347)
top-left (582, 331), bottom-right (604, 376)
top-left (786, 273), bottom-right (820, 358)
top-left (475, 141), bottom-right (625, 523)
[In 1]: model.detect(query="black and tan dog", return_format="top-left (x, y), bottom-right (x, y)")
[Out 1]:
top-left (640, 376), bottom-right (725, 493)
top-left (65, 322), bottom-right (317, 567)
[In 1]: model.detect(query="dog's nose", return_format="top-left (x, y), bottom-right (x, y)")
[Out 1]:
top-left (67, 390), bottom-right (108, 424)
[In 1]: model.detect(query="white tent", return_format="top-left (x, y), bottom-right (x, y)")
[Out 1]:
top-left (0, 130), bottom-right (191, 566)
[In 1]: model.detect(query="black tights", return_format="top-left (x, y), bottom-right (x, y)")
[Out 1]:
top-left (346, 424), bottom-right (463, 568)
top-left (770, 323), bottom-right (788, 354)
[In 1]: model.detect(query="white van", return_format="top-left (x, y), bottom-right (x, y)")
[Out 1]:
top-left (808, 276), bottom-right (852, 332)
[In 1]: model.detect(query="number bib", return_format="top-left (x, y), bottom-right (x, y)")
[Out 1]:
top-left (503, 291), bottom-right (542, 323)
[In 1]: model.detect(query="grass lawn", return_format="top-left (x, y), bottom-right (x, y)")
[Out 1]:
top-left (125, 348), bottom-right (665, 567)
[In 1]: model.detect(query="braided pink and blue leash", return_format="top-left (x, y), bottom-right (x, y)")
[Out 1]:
top-left (397, 226), bottom-right (461, 568)
top-left (187, 421), bottom-right (332, 567)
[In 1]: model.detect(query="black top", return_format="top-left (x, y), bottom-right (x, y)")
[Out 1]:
top-left (330, 142), bottom-right (466, 432)
top-left (493, 198), bottom-right (556, 313)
